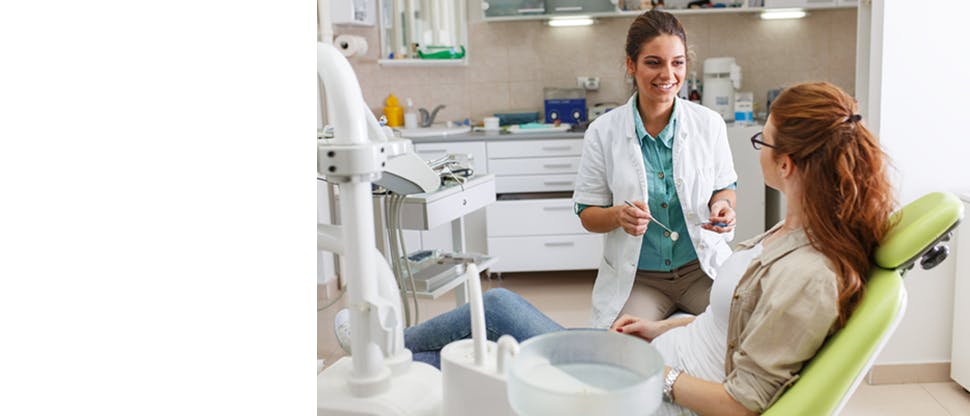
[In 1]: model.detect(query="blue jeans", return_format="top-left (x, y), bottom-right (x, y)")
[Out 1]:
top-left (405, 288), bottom-right (565, 368)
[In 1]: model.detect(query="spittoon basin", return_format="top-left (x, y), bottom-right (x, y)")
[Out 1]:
top-left (395, 125), bottom-right (471, 138)
top-left (507, 329), bottom-right (664, 416)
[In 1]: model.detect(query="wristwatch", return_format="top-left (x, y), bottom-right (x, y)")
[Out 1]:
top-left (663, 367), bottom-right (684, 403)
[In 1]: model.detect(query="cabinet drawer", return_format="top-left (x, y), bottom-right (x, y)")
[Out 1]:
top-left (487, 234), bottom-right (603, 272)
top-left (487, 139), bottom-right (583, 159)
top-left (488, 156), bottom-right (580, 176)
top-left (415, 141), bottom-right (488, 175)
top-left (495, 174), bottom-right (576, 193)
top-left (486, 198), bottom-right (586, 236)
top-left (399, 174), bottom-right (497, 230)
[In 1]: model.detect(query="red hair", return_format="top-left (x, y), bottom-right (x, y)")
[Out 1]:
top-left (769, 82), bottom-right (896, 328)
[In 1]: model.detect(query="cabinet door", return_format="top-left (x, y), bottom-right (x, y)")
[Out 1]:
top-left (482, 0), bottom-right (546, 18)
top-left (545, 0), bottom-right (616, 15)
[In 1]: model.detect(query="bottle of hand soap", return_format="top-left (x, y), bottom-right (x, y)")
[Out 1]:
top-left (404, 97), bottom-right (418, 129)
top-left (383, 94), bottom-right (404, 127)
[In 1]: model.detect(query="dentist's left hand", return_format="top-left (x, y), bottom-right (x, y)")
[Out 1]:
top-left (702, 199), bottom-right (736, 234)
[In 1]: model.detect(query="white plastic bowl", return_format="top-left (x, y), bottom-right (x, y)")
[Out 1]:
top-left (507, 330), bottom-right (664, 416)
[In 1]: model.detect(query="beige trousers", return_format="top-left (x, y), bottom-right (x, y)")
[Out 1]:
top-left (617, 260), bottom-right (712, 322)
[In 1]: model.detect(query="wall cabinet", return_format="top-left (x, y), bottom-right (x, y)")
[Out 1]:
top-left (482, 0), bottom-right (617, 19)
top-left (545, 0), bottom-right (617, 15)
top-left (482, 0), bottom-right (546, 18)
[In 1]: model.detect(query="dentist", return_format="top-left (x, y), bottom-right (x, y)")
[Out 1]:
top-left (573, 10), bottom-right (738, 328)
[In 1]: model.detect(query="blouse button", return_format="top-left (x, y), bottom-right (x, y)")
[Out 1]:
top-left (658, 172), bottom-right (665, 179)
top-left (660, 202), bottom-right (668, 209)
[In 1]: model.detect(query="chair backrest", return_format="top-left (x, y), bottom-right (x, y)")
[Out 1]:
top-left (763, 192), bottom-right (964, 416)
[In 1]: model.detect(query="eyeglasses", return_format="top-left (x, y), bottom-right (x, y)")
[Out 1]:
top-left (750, 132), bottom-right (777, 150)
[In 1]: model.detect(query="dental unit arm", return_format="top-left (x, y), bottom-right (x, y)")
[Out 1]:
top-left (316, 40), bottom-right (519, 416)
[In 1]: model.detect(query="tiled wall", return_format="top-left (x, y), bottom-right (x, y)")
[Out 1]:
top-left (333, 7), bottom-right (856, 125)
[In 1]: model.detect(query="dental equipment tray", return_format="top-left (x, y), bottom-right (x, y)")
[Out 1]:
top-left (403, 251), bottom-right (498, 299)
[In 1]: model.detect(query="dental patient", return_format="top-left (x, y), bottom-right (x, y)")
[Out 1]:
top-left (336, 82), bottom-right (895, 415)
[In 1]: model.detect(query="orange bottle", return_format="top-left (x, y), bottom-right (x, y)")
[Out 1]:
top-left (383, 94), bottom-right (404, 127)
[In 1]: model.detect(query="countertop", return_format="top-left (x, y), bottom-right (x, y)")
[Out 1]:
top-left (404, 130), bottom-right (585, 144)
top-left (401, 122), bottom-right (761, 144)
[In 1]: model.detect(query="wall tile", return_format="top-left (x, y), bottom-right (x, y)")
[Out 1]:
top-left (339, 8), bottom-right (858, 125)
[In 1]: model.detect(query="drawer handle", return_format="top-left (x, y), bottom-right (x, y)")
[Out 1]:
top-left (542, 206), bottom-right (572, 211)
top-left (517, 7), bottom-right (545, 13)
top-left (544, 242), bottom-right (575, 247)
top-left (544, 181), bottom-right (573, 186)
top-left (418, 149), bottom-right (447, 154)
top-left (543, 163), bottom-right (572, 169)
top-left (542, 146), bottom-right (572, 151)
top-left (554, 6), bottom-right (583, 11)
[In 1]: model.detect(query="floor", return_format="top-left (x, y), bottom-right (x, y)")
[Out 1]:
top-left (318, 270), bottom-right (970, 415)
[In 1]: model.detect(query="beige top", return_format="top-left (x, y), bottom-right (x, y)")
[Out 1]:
top-left (722, 221), bottom-right (840, 412)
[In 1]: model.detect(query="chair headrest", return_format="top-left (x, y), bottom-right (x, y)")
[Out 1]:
top-left (874, 192), bottom-right (964, 270)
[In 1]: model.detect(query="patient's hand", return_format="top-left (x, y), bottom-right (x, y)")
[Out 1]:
top-left (610, 314), bottom-right (665, 342)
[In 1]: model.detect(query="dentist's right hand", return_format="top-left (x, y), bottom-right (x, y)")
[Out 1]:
top-left (618, 200), bottom-right (652, 236)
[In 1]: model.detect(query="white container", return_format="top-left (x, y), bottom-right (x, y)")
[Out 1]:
top-left (702, 57), bottom-right (742, 122)
top-left (484, 116), bottom-right (500, 131)
top-left (734, 91), bottom-right (754, 125)
top-left (507, 330), bottom-right (664, 416)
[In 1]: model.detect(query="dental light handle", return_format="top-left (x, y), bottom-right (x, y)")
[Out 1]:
top-left (465, 263), bottom-right (487, 366)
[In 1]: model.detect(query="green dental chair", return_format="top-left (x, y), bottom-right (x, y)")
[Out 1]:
top-left (764, 192), bottom-right (965, 415)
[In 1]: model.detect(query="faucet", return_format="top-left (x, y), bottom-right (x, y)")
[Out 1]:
top-left (418, 104), bottom-right (446, 128)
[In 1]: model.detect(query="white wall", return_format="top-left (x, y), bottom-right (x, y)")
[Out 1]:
top-left (866, 0), bottom-right (970, 364)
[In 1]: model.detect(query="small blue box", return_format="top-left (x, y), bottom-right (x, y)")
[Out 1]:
top-left (545, 98), bottom-right (586, 124)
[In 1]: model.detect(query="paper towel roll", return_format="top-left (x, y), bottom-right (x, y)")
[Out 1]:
top-left (334, 35), bottom-right (368, 57)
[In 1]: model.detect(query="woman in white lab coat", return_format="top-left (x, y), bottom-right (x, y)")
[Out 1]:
top-left (573, 10), bottom-right (738, 328)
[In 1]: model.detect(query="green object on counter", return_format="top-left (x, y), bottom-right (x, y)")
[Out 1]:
top-left (417, 45), bottom-right (465, 60)
top-left (517, 122), bottom-right (547, 129)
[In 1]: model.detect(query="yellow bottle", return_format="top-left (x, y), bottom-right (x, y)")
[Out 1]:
top-left (383, 94), bottom-right (404, 127)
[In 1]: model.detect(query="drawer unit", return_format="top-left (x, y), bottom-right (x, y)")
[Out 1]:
top-left (415, 141), bottom-right (488, 175)
top-left (399, 174), bottom-right (496, 230)
top-left (487, 156), bottom-right (580, 176)
top-left (486, 198), bottom-right (586, 236)
top-left (484, 136), bottom-right (603, 272)
top-left (486, 139), bottom-right (583, 159)
top-left (494, 174), bottom-right (576, 194)
top-left (487, 233), bottom-right (603, 273)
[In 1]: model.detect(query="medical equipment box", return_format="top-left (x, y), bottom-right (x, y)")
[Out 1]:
top-left (544, 88), bottom-right (586, 124)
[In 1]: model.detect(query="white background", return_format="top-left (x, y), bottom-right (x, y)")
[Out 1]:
top-left (0, 1), bottom-right (314, 414)
top-left (868, 0), bottom-right (970, 365)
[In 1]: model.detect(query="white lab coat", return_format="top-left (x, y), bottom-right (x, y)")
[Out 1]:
top-left (574, 95), bottom-right (738, 328)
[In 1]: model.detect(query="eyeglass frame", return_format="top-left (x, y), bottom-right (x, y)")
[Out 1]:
top-left (750, 131), bottom-right (777, 150)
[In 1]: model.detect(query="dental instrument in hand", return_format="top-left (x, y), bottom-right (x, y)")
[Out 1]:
top-left (624, 200), bottom-right (679, 241)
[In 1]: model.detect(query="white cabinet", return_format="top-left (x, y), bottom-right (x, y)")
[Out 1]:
top-left (485, 136), bottom-right (604, 273)
top-left (487, 198), bottom-right (603, 272)
top-left (412, 141), bottom-right (489, 254)
top-left (725, 124), bottom-right (767, 243)
top-left (951, 193), bottom-right (970, 390)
